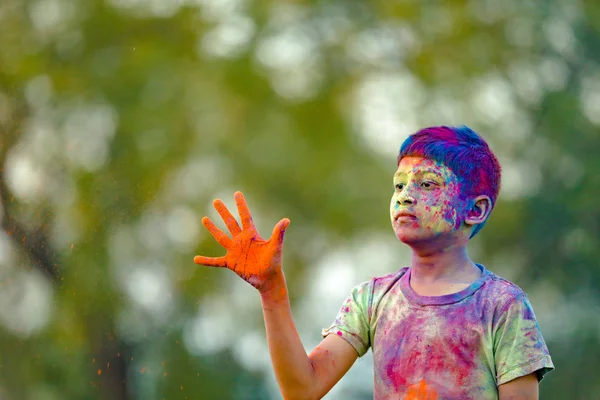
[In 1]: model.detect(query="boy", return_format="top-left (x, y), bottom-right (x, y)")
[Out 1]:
top-left (194, 126), bottom-right (554, 400)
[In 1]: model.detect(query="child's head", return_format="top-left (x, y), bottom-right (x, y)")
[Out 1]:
top-left (392, 125), bottom-right (501, 243)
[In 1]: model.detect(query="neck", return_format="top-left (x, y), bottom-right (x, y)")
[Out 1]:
top-left (409, 243), bottom-right (479, 283)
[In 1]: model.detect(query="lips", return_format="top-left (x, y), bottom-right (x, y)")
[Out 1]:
top-left (394, 211), bottom-right (417, 221)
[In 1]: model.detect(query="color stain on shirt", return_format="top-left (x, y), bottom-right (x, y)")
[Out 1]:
top-left (322, 265), bottom-right (554, 400)
top-left (405, 380), bottom-right (439, 400)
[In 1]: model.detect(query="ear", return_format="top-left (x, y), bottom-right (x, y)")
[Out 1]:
top-left (464, 195), bottom-right (492, 227)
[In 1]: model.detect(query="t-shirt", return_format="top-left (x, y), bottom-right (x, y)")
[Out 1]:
top-left (322, 264), bottom-right (554, 399)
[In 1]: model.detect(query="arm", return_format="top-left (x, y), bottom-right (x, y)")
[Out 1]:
top-left (194, 192), bottom-right (357, 400)
top-left (260, 272), bottom-right (358, 399)
top-left (498, 373), bottom-right (539, 400)
top-left (307, 335), bottom-right (358, 399)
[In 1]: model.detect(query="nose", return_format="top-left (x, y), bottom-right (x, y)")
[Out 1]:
top-left (397, 196), bottom-right (414, 206)
top-left (396, 188), bottom-right (415, 206)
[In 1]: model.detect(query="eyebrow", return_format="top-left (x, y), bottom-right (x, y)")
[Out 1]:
top-left (394, 170), bottom-right (444, 179)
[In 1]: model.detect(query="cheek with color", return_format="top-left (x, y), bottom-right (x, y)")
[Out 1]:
top-left (420, 181), bottom-right (462, 234)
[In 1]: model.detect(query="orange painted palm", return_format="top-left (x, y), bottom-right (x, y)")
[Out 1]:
top-left (405, 380), bottom-right (439, 400)
top-left (193, 191), bottom-right (290, 293)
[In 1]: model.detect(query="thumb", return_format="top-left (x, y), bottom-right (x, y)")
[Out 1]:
top-left (270, 218), bottom-right (290, 245)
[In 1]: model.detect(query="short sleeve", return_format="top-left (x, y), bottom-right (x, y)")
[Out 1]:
top-left (321, 280), bottom-right (372, 357)
top-left (493, 294), bottom-right (554, 385)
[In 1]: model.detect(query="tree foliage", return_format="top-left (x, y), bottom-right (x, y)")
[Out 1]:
top-left (0, 0), bottom-right (598, 398)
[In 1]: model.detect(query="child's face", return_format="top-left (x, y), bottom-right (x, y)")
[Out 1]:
top-left (390, 156), bottom-right (470, 245)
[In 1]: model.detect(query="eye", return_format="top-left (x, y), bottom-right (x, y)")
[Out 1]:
top-left (395, 183), bottom-right (404, 191)
top-left (420, 181), bottom-right (436, 189)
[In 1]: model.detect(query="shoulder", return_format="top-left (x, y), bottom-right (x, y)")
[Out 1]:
top-left (346, 268), bottom-right (409, 309)
top-left (372, 266), bottom-right (409, 287)
top-left (345, 268), bottom-right (409, 324)
top-left (480, 269), bottom-right (534, 321)
top-left (370, 267), bottom-right (409, 308)
top-left (350, 267), bottom-right (409, 294)
top-left (484, 271), bottom-right (527, 299)
top-left (371, 267), bottom-right (409, 296)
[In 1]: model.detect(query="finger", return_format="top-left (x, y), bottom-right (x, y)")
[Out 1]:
top-left (202, 217), bottom-right (233, 248)
top-left (194, 255), bottom-right (227, 267)
top-left (213, 199), bottom-right (242, 236)
top-left (234, 191), bottom-right (254, 230)
top-left (269, 218), bottom-right (290, 245)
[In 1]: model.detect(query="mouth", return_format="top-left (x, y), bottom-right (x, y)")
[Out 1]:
top-left (394, 211), bottom-right (417, 221)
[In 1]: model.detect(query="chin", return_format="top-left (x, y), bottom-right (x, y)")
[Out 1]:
top-left (397, 233), bottom-right (431, 246)
top-left (394, 227), bottom-right (430, 245)
top-left (394, 226), bottom-right (449, 248)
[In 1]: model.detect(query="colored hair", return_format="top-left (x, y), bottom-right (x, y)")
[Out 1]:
top-left (397, 125), bottom-right (501, 238)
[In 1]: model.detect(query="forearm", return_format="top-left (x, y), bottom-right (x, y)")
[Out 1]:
top-left (260, 271), bottom-right (315, 400)
top-left (498, 373), bottom-right (539, 400)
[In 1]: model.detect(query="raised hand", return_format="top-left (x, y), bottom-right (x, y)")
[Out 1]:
top-left (194, 191), bottom-right (290, 293)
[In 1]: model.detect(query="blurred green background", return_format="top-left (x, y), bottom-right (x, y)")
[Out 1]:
top-left (0, 0), bottom-right (599, 399)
